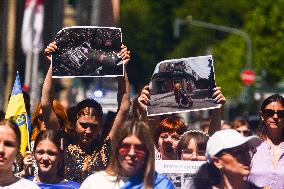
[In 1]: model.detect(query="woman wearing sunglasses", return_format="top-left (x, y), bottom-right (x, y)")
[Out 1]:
top-left (248, 94), bottom-right (284, 188)
top-left (43, 42), bottom-right (130, 183)
top-left (205, 129), bottom-right (261, 189)
top-left (81, 120), bottom-right (175, 189)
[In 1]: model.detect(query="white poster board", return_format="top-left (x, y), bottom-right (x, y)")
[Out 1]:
top-left (155, 160), bottom-right (210, 189)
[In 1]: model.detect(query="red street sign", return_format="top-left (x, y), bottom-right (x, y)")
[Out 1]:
top-left (240, 69), bottom-right (256, 86)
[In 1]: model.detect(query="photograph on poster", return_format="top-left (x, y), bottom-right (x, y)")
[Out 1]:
top-left (147, 55), bottom-right (220, 116)
top-left (51, 26), bottom-right (123, 78)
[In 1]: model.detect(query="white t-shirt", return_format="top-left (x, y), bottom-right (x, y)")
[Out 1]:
top-left (0, 178), bottom-right (39, 189)
top-left (80, 171), bottom-right (128, 189)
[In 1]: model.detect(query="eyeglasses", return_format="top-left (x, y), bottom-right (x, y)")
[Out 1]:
top-left (263, 109), bottom-right (284, 118)
top-left (118, 143), bottom-right (147, 158)
top-left (236, 130), bottom-right (252, 136)
top-left (79, 122), bottom-right (98, 129)
top-left (36, 114), bottom-right (43, 122)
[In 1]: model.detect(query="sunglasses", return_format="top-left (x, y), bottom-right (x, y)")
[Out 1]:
top-left (263, 109), bottom-right (284, 118)
top-left (217, 144), bottom-right (250, 159)
top-left (118, 143), bottom-right (147, 158)
top-left (79, 122), bottom-right (98, 129)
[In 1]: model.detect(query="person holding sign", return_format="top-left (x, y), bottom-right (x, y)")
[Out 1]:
top-left (42, 42), bottom-right (130, 183)
top-left (138, 86), bottom-right (226, 160)
top-left (80, 120), bottom-right (175, 189)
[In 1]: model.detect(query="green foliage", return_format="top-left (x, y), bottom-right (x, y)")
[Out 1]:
top-left (246, 0), bottom-right (284, 85)
top-left (120, 0), bottom-right (284, 98)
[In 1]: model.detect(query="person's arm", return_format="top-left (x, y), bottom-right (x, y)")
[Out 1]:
top-left (41, 42), bottom-right (60, 132)
top-left (208, 87), bottom-right (226, 136)
top-left (109, 45), bottom-right (130, 139)
top-left (136, 85), bottom-right (150, 120)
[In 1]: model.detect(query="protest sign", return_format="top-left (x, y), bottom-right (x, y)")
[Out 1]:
top-left (52, 26), bottom-right (123, 78)
top-left (147, 55), bottom-right (220, 116)
top-left (155, 160), bottom-right (209, 189)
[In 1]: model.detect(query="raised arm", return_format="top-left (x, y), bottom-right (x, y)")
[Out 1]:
top-left (136, 85), bottom-right (150, 119)
top-left (208, 87), bottom-right (226, 136)
top-left (109, 45), bottom-right (130, 139)
top-left (41, 42), bottom-right (60, 132)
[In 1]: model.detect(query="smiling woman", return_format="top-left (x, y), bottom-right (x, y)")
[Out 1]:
top-left (0, 119), bottom-right (39, 188)
top-left (42, 43), bottom-right (131, 183)
top-left (80, 120), bottom-right (175, 189)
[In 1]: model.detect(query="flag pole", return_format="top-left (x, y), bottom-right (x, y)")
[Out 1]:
top-left (30, 52), bottom-right (40, 112)
top-left (25, 114), bottom-right (31, 151)
top-left (24, 52), bottom-right (33, 91)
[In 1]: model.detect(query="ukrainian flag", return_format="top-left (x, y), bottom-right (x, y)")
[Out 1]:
top-left (5, 72), bottom-right (31, 155)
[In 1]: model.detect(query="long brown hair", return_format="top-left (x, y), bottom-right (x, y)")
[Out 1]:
top-left (106, 120), bottom-right (155, 189)
top-left (34, 130), bottom-right (64, 179)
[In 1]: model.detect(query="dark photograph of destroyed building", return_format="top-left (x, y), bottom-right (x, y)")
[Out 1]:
top-left (52, 26), bottom-right (123, 78)
top-left (147, 55), bottom-right (221, 116)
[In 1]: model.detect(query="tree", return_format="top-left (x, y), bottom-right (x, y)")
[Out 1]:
top-left (120, 0), bottom-right (284, 99)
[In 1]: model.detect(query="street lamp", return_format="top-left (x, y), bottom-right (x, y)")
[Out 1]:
top-left (174, 15), bottom-right (252, 69)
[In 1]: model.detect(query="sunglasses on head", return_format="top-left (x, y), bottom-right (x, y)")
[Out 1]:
top-left (79, 122), bottom-right (98, 129)
top-left (118, 143), bottom-right (147, 158)
top-left (263, 109), bottom-right (284, 118)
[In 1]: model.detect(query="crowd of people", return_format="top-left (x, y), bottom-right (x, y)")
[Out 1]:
top-left (0, 41), bottom-right (283, 189)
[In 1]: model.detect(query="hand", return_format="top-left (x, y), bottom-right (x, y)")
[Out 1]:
top-left (44, 41), bottom-right (57, 62)
top-left (119, 44), bottom-right (130, 66)
top-left (212, 87), bottom-right (226, 105)
top-left (138, 85), bottom-right (150, 111)
top-left (21, 151), bottom-right (33, 177)
top-left (23, 151), bottom-right (33, 170)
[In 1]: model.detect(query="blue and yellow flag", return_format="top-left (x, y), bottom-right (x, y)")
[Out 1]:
top-left (5, 72), bottom-right (31, 155)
